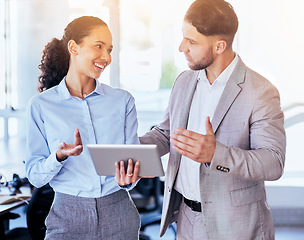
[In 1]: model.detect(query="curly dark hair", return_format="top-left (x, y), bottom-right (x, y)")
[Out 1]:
top-left (185, 0), bottom-right (238, 47)
top-left (38, 16), bottom-right (108, 92)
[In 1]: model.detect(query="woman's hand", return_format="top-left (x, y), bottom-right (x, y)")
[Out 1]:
top-left (115, 159), bottom-right (140, 186)
top-left (56, 129), bottom-right (83, 162)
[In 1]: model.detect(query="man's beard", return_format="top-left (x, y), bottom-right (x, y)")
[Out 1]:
top-left (188, 48), bottom-right (214, 71)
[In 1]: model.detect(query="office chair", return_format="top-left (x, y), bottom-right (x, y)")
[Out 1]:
top-left (5, 183), bottom-right (54, 240)
top-left (26, 184), bottom-right (54, 240)
top-left (2, 212), bottom-right (31, 240)
top-left (2, 175), bottom-right (32, 240)
top-left (131, 177), bottom-right (166, 240)
top-left (131, 178), bottom-right (162, 222)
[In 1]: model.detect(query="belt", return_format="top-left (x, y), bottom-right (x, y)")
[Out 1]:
top-left (183, 197), bottom-right (202, 212)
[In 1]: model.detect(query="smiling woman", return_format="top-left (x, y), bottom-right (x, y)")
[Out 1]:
top-left (37, 17), bottom-right (110, 95)
top-left (64, 24), bottom-right (112, 98)
top-left (24, 16), bottom-right (141, 239)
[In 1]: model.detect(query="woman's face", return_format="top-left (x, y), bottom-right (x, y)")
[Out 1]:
top-left (74, 25), bottom-right (113, 80)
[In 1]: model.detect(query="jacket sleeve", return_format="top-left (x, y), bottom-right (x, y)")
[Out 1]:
top-left (210, 82), bottom-right (286, 181)
top-left (139, 107), bottom-right (171, 157)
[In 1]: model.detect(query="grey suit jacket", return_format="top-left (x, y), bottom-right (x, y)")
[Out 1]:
top-left (140, 57), bottom-right (286, 240)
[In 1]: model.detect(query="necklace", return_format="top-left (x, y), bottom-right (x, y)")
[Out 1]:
top-left (67, 86), bottom-right (88, 98)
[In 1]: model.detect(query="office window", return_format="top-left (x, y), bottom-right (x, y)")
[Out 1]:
top-left (1, 0), bottom-right (6, 110)
top-left (245, 0), bottom-right (303, 185)
top-left (119, 0), bottom-right (192, 134)
top-left (231, 0), bottom-right (304, 106)
top-left (0, 119), bottom-right (3, 139)
top-left (230, 0), bottom-right (304, 218)
top-left (0, 0), bottom-right (112, 141)
top-left (0, 0), bottom-right (193, 139)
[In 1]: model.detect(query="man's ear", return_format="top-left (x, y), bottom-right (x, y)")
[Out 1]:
top-left (214, 40), bottom-right (227, 55)
top-left (68, 40), bottom-right (79, 56)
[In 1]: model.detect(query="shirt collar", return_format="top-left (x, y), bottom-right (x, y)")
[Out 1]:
top-left (57, 78), bottom-right (105, 100)
top-left (95, 79), bottom-right (105, 95)
top-left (197, 54), bottom-right (239, 86)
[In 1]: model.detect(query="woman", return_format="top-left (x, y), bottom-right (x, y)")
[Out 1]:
top-left (25, 16), bottom-right (140, 239)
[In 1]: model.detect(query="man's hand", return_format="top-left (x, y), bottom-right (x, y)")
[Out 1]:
top-left (56, 128), bottom-right (83, 162)
top-left (170, 116), bottom-right (216, 163)
top-left (115, 159), bottom-right (140, 186)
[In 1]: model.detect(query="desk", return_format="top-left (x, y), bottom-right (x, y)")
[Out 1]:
top-left (0, 198), bottom-right (29, 217)
top-left (0, 186), bottom-right (31, 209)
top-left (0, 187), bottom-right (31, 239)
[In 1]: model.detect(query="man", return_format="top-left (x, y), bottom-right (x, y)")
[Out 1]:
top-left (140, 0), bottom-right (286, 239)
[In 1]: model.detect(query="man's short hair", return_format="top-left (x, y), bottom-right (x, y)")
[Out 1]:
top-left (185, 0), bottom-right (239, 47)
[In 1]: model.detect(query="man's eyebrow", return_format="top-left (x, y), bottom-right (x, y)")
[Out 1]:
top-left (95, 41), bottom-right (113, 48)
top-left (184, 37), bottom-right (196, 42)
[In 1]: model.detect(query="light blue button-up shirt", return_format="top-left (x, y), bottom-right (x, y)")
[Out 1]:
top-left (25, 78), bottom-right (139, 198)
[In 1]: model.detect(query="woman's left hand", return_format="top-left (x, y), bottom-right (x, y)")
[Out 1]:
top-left (115, 159), bottom-right (140, 186)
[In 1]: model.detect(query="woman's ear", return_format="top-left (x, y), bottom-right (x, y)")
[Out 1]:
top-left (214, 40), bottom-right (227, 55)
top-left (68, 40), bottom-right (79, 56)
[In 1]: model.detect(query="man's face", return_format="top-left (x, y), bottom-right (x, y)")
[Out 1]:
top-left (179, 21), bottom-right (215, 71)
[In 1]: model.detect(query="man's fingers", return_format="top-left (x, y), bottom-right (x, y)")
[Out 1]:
top-left (205, 116), bottom-right (214, 136)
top-left (172, 145), bottom-right (199, 163)
top-left (170, 136), bottom-right (192, 152)
top-left (170, 132), bottom-right (192, 146)
top-left (173, 128), bottom-right (203, 142)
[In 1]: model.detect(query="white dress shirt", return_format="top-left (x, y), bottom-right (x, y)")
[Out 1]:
top-left (174, 55), bottom-right (239, 201)
top-left (25, 78), bottom-right (139, 198)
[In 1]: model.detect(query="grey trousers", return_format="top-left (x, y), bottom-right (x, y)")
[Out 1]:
top-left (45, 190), bottom-right (140, 240)
top-left (176, 201), bottom-right (208, 240)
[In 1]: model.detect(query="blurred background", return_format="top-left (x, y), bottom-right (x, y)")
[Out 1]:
top-left (1, 0), bottom-right (304, 238)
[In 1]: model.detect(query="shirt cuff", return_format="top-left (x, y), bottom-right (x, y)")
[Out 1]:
top-left (118, 178), bottom-right (140, 191)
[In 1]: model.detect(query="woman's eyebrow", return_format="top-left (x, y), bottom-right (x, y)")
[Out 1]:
top-left (95, 41), bottom-right (113, 49)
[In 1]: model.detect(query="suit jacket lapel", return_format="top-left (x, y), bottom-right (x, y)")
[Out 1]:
top-left (212, 58), bottom-right (247, 133)
top-left (173, 71), bottom-right (199, 175)
top-left (179, 71), bottom-right (199, 129)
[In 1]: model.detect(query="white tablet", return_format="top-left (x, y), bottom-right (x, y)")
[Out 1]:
top-left (87, 144), bottom-right (165, 177)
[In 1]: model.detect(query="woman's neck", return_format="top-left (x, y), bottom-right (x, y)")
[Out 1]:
top-left (65, 71), bottom-right (96, 99)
